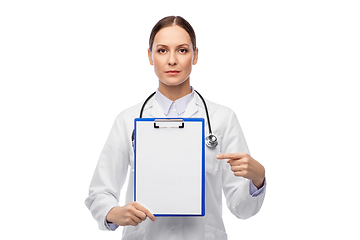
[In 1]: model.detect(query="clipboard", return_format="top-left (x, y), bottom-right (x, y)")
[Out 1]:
top-left (134, 118), bottom-right (205, 217)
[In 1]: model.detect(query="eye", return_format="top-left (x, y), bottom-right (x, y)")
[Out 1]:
top-left (157, 48), bottom-right (167, 54)
top-left (178, 48), bottom-right (188, 54)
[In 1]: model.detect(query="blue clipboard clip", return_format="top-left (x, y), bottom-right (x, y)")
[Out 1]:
top-left (154, 119), bottom-right (184, 129)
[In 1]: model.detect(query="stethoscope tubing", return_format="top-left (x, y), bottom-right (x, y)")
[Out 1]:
top-left (132, 90), bottom-right (217, 148)
top-left (194, 90), bottom-right (213, 136)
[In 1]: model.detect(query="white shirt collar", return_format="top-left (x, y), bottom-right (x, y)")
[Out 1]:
top-left (155, 87), bottom-right (195, 116)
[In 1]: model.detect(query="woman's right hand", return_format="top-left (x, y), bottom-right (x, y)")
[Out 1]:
top-left (106, 202), bottom-right (156, 226)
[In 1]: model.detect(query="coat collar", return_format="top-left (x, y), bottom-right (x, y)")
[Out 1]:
top-left (144, 92), bottom-right (205, 118)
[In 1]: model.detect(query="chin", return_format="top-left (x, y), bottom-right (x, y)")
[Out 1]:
top-left (159, 76), bottom-right (190, 87)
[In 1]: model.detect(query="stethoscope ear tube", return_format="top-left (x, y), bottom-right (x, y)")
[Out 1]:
top-left (131, 91), bottom-right (156, 146)
top-left (139, 91), bottom-right (156, 118)
top-left (132, 90), bottom-right (218, 148)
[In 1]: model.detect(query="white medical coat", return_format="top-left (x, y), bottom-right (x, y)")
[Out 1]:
top-left (85, 93), bottom-right (266, 240)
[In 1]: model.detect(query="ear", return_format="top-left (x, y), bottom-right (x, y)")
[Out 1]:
top-left (148, 48), bottom-right (154, 65)
top-left (192, 47), bottom-right (199, 65)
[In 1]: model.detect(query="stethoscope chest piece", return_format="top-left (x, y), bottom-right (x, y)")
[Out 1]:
top-left (205, 134), bottom-right (218, 148)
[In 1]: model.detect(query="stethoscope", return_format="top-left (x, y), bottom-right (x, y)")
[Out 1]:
top-left (131, 90), bottom-right (218, 148)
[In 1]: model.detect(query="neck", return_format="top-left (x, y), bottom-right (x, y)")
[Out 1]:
top-left (158, 79), bottom-right (192, 101)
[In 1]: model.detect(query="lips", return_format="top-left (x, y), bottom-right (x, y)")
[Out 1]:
top-left (166, 70), bottom-right (180, 74)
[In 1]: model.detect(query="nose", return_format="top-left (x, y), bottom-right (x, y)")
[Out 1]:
top-left (168, 52), bottom-right (177, 66)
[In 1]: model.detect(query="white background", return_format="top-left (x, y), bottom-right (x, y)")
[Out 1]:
top-left (1, 0), bottom-right (359, 239)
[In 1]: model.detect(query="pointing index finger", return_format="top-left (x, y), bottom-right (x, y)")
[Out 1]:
top-left (216, 153), bottom-right (236, 160)
top-left (216, 152), bottom-right (247, 160)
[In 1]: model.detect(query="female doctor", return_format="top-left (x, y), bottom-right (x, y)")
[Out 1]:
top-left (85, 16), bottom-right (266, 240)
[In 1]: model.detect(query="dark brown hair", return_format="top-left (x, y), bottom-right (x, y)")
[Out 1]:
top-left (149, 16), bottom-right (196, 51)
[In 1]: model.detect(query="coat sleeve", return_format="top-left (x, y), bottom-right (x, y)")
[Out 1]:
top-left (220, 110), bottom-right (266, 219)
top-left (85, 113), bottom-right (130, 230)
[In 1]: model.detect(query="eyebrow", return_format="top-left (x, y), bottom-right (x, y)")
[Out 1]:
top-left (155, 43), bottom-right (190, 48)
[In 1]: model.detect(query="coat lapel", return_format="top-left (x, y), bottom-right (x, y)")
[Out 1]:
top-left (183, 93), bottom-right (207, 118)
top-left (148, 97), bottom-right (166, 118)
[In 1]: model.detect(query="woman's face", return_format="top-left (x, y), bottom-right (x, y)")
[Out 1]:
top-left (148, 25), bottom-right (198, 87)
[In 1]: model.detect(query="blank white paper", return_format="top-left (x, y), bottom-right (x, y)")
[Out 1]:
top-left (134, 118), bottom-right (204, 216)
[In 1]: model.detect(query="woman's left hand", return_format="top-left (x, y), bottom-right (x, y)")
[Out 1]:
top-left (216, 152), bottom-right (265, 189)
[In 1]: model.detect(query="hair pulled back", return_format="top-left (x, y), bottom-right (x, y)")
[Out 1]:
top-left (149, 16), bottom-right (196, 51)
